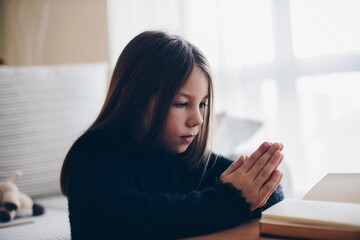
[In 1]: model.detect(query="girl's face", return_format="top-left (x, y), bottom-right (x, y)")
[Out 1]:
top-left (161, 65), bottom-right (209, 153)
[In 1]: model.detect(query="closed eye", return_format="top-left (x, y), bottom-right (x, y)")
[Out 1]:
top-left (173, 102), bottom-right (188, 108)
top-left (199, 102), bottom-right (208, 108)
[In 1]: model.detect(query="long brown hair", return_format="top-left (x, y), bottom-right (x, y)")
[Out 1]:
top-left (60, 31), bottom-right (214, 195)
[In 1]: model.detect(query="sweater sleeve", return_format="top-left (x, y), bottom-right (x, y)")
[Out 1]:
top-left (200, 153), bottom-right (284, 218)
top-left (67, 143), bottom-right (252, 240)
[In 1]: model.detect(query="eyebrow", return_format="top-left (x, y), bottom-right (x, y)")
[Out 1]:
top-left (177, 92), bottom-right (209, 100)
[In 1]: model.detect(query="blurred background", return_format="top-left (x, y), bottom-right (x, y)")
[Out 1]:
top-left (1, 0), bottom-right (360, 198)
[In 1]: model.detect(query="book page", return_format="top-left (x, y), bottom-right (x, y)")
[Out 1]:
top-left (261, 199), bottom-right (360, 230)
top-left (302, 173), bottom-right (360, 204)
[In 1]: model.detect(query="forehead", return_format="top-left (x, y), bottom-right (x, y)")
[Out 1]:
top-left (177, 65), bottom-right (209, 98)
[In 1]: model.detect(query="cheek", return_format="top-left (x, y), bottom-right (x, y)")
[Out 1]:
top-left (164, 112), bottom-right (179, 134)
top-left (163, 109), bottom-right (184, 138)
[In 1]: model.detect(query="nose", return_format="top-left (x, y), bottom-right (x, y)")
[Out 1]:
top-left (187, 107), bottom-right (204, 127)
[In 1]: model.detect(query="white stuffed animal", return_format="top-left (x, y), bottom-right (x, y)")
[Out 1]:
top-left (0, 171), bottom-right (45, 222)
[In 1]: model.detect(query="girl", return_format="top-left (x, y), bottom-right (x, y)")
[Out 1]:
top-left (60, 31), bottom-right (284, 240)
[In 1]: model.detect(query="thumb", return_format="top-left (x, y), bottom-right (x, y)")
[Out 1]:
top-left (221, 155), bottom-right (246, 178)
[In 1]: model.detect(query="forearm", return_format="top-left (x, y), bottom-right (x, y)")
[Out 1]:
top-left (73, 181), bottom-right (252, 239)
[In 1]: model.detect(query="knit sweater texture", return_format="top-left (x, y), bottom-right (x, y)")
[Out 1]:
top-left (65, 129), bottom-right (284, 239)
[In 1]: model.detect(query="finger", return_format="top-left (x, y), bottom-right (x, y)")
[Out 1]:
top-left (258, 169), bottom-right (283, 206)
top-left (253, 150), bottom-right (283, 186)
top-left (273, 152), bottom-right (284, 170)
top-left (220, 155), bottom-right (246, 179)
top-left (253, 171), bottom-right (282, 212)
top-left (241, 142), bottom-right (271, 172)
top-left (258, 171), bottom-right (283, 210)
top-left (277, 143), bottom-right (284, 151)
top-left (247, 143), bottom-right (282, 177)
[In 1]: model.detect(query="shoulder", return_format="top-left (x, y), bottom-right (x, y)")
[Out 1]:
top-left (68, 130), bottom-right (109, 156)
top-left (66, 129), bottom-right (143, 167)
top-left (206, 153), bottom-right (233, 175)
top-left (73, 128), bottom-right (134, 150)
top-left (195, 153), bottom-right (233, 189)
top-left (64, 130), bottom-right (133, 189)
top-left (65, 129), bottom-right (129, 165)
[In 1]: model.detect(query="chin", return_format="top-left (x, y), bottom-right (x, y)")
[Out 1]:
top-left (171, 145), bottom-right (189, 154)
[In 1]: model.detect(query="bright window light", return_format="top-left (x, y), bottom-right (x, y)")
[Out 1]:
top-left (185, 0), bottom-right (220, 70)
top-left (220, 0), bottom-right (274, 66)
top-left (185, 0), bottom-right (274, 68)
top-left (296, 72), bottom-right (360, 192)
top-left (290, 0), bottom-right (360, 58)
top-left (261, 79), bottom-right (278, 118)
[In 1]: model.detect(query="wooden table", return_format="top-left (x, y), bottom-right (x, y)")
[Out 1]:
top-left (183, 219), bottom-right (279, 240)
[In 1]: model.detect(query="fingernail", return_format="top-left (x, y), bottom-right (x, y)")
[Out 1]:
top-left (274, 170), bottom-right (282, 177)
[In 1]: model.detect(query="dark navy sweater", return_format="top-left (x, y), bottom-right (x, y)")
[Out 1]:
top-left (65, 129), bottom-right (283, 239)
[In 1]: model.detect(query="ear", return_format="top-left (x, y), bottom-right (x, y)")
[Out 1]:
top-left (4, 202), bottom-right (18, 211)
top-left (0, 211), bottom-right (12, 222)
top-left (32, 203), bottom-right (45, 216)
top-left (0, 205), bottom-right (16, 223)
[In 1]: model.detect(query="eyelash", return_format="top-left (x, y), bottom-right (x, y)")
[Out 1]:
top-left (200, 102), bottom-right (208, 108)
top-left (173, 102), bottom-right (208, 108)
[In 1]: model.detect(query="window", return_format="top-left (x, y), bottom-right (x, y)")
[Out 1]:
top-left (296, 72), bottom-right (360, 190)
top-left (220, 0), bottom-right (274, 66)
top-left (108, 0), bottom-right (360, 197)
top-left (184, 0), bottom-right (360, 196)
top-left (290, 0), bottom-right (360, 58)
top-left (185, 0), bottom-right (274, 69)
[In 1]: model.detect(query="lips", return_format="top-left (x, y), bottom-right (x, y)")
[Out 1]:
top-left (180, 135), bottom-right (195, 144)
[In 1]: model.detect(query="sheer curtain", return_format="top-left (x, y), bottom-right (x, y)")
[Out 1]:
top-left (107, 0), bottom-right (360, 197)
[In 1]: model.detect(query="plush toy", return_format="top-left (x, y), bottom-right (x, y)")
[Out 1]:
top-left (0, 170), bottom-right (45, 223)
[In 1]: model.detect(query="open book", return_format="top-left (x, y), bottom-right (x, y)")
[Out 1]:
top-left (259, 173), bottom-right (360, 240)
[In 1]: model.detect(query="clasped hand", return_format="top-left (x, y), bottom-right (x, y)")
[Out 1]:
top-left (220, 142), bottom-right (283, 211)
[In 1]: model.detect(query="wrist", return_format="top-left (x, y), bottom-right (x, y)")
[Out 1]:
top-left (216, 179), bottom-right (252, 219)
